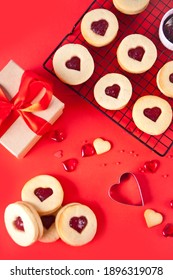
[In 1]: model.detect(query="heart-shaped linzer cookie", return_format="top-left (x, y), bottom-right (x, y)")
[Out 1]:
top-left (93, 138), bottom-right (111, 155)
top-left (144, 209), bottom-right (163, 228)
top-left (65, 56), bottom-right (80, 71)
top-left (91, 19), bottom-right (108, 36)
top-left (128, 46), bottom-right (145, 61)
top-left (69, 216), bottom-right (88, 233)
top-left (143, 107), bottom-right (161, 122)
top-left (34, 187), bottom-right (53, 202)
top-left (108, 173), bottom-right (144, 206)
top-left (105, 84), bottom-right (120, 99)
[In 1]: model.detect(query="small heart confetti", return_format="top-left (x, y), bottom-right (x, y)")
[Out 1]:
top-left (143, 160), bottom-right (159, 173)
top-left (54, 150), bottom-right (63, 158)
top-left (62, 158), bottom-right (78, 172)
top-left (144, 209), bottom-right (163, 228)
top-left (81, 143), bottom-right (96, 157)
top-left (93, 138), bottom-right (111, 155)
top-left (49, 130), bottom-right (65, 142)
top-left (163, 223), bottom-right (173, 237)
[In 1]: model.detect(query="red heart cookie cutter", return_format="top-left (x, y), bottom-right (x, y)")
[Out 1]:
top-left (108, 172), bottom-right (144, 206)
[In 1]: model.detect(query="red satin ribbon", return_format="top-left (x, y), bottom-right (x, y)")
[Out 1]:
top-left (0, 70), bottom-right (53, 136)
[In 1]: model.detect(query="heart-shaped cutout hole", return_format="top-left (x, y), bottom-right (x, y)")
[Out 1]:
top-left (69, 216), bottom-right (87, 233)
top-left (128, 47), bottom-right (145, 61)
top-left (41, 215), bottom-right (55, 230)
top-left (14, 216), bottom-right (24, 231)
top-left (143, 107), bottom-right (161, 122)
top-left (91, 19), bottom-right (109, 36)
top-left (105, 84), bottom-right (120, 99)
top-left (34, 187), bottom-right (53, 202)
top-left (109, 173), bottom-right (144, 206)
top-left (65, 56), bottom-right (80, 71)
top-left (169, 73), bottom-right (173, 83)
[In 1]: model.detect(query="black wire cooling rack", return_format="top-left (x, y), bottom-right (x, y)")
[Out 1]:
top-left (43, 0), bottom-right (173, 156)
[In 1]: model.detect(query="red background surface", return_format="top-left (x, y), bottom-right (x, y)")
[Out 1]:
top-left (0, 0), bottom-right (173, 260)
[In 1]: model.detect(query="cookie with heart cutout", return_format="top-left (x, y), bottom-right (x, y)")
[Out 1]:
top-left (55, 203), bottom-right (97, 246)
top-left (81, 8), bottom-right (119, 47)
top-left (52, 43), bottom-right (94, 85)
top-left (132, 95), bottom-right (172, 135)
top-left (156, 61), bottom-right (173, 98)
top-left (113, 0), bottom-right (150, 15)
top-left (4, 201), bottom-right (43, 247)
top-left (21, 175), bottom-right (64, 215)
top-left (117, 34), bottom-right (157, 74)
top-left (94, 73), bottom-right (132, 110)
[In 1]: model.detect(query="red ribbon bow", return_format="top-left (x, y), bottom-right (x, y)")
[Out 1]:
top-left (0, 70), bottom-right (53, 136)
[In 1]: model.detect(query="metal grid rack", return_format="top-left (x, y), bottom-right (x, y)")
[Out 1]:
top-left (43, 0), bottom-right (173, 156)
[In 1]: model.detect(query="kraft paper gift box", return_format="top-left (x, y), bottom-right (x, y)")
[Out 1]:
top-left (0, 60), bottom-right (65, 158)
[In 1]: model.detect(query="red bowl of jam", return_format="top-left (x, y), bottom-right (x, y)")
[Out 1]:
top-left (159, 8), bottom-right (173, 51)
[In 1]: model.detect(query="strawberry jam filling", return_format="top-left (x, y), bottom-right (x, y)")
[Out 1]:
top-left (105, 84), bottom-right (120, 98)
top-left (91, 19), bottom-right (109, 36)
top-left (69, 216), bottom-right (87, 233)
top-left (41, 215), bottom-right (55, 230)
top-left (14, 216), bottom-right (24, 231)
top-left (163, 15), bottom-right (173, 43)
top-left (169, 73), bottom-right (173, 83)
top-left (128, 47), bottom-right (145, 61)
top-left (143, 107), bottom-right (161, 122)
top-left (34, 187), bottom-right (53, 202)
top-left (65, 56), bottom-right (80, 71)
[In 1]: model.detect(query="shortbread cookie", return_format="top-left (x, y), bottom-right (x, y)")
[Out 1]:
top-left (93, 137), bottom-right (111, 154)
top-left (81, 8), bottom-right (119, 47)
top-left (4, 201), bottom-right (43, 247)
top-left (144, 209), bottom-right (163, 228)
top-left (156, 61), bottom-right (173, 98)
top-left (132, 95), bottom-right (172, 135)
top-left (21, 175), bottom-right (64, 215)
top-left (117, 34), bottom-right (157, 73)
top-left (94, 73), bottom-right (132, 110)
top-left (39, 211), bottom-right (59, 243)
top-left (53, 43), bottom-right (94, 85)
top-left (55, 203), bottom-right (97, 246)
top-left (113, 0), bottom-right (150, 15)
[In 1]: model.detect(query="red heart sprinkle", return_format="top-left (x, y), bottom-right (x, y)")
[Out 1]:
top-left (143, 160), bottom-right (159, 173)
top-left (163, 223), bottom-right (173, 237)
top-left (105, 84), bottom-right (120, 99)
top-left (128, 47), bottom-right (145, 61)
top-left (41, 215), bottom-right (55, 230)
top-left (81, 143), bottom-right (96, 157)
top-left (62, 158), bottom-right (78, 172)
top-left (14, 216), bottom-right (24, 231)
top-left (34, 187), bottom-right (53, 202)
top-left (69, 216), bottom-right (88, 233)
top-left (170, 200), bottom-right (173, 208)
top-left (65, 56), bottom-right (80, 71)
top-left (143, 107), bottom-right (161, 122)
top-left (91, 19), bottom-right (108, 36)
top-left (49, 130), bottom-right (65, 142)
